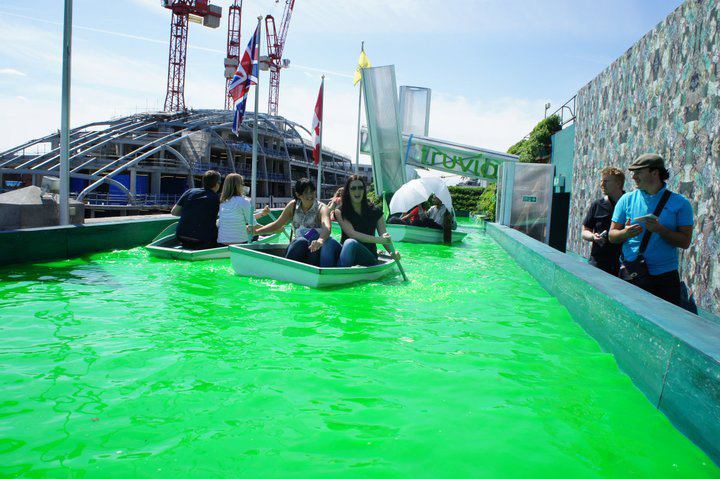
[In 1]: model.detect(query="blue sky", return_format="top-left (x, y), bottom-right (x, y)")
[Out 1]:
top-left (0, 0), bottom-right (683, 159)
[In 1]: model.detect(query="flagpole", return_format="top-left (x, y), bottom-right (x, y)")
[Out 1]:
top-left (251, 16), bottom-right (262, 223)
top-left (59, 0), bottom-right (73, 225)
top-left (316, 75), bottom-right (325, 201)
top-left (354, 41), bottom-right (364, 174)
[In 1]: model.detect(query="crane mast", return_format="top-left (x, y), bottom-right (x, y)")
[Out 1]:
top-left (224, 0), bottom-right (243, 110)
top-left (265, 0), bottom-right (296, 117)
top-left (162, 0), bottom-right (222, 112)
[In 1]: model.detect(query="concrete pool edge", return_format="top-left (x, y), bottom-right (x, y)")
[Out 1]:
top-left (0, 216), bottom-right (176, 266)
top-left (486, 222), bottom-right (720, 465)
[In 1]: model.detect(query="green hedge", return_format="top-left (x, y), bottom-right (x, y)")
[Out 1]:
top-left (372, 185), bottom-right (487, 214)
top-left (507, 115), bottom-right (562, 163)
top-left (472, 183), bottom-right (496, 221)
top-left (367, 189), bottom-right (382, 206)
top-left (449, 186), bottom-right (485, 212)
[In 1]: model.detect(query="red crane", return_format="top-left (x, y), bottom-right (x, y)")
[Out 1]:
top-left (162, 0), bottom-right (222, 112)
top-left (264, 0), bottom-right (296, 117)
top-left (224, 0), bottom-right (243, 110)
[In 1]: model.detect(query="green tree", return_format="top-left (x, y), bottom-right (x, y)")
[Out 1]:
top-left (507, 115), bottom-right (562, 163)
top-left (473, 183), bottom-right (497, 221)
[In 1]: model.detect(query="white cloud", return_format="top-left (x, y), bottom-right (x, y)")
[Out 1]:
top-left (0, 4), bottom-right (545, 171)
top-left (0, 68), bottom-right (25, 76)
top-left (430, 93), bottom-right (547, 152)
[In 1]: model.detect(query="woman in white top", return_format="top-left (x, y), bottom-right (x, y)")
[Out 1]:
top-left (217, 173), bottom-right (269, 245)
top-left (253, 178), bottom-right (341, 266)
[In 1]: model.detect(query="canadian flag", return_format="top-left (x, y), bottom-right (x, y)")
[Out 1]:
top-left (312, 81), bottom-right (323, 165)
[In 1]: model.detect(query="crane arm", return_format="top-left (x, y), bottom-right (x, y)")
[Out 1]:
top-left (276, 0), bottom-right (295, 58)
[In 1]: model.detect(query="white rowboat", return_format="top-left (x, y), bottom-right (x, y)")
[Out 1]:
top-left (229, 243), bottom-right (398, 288)
top-left (386, 224), bottom-right (467, 244)
top-left (147, 232), bottom-right (280, 261)
top-left (146, 210), bottom-right (285, 261)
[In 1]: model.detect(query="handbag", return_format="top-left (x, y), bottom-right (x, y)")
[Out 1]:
top-left (619, 190), bottom-right (671, 284)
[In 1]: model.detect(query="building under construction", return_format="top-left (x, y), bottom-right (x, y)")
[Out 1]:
top-left (0, 1), bottom-right (375, 217)
top-left (0, 110), bottom-right (370, 217)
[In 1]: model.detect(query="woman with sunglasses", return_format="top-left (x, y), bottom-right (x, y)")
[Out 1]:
top-left (335, 175), bottom-right (400, 267)
top-left (252, 178), bottom-right (341, 267)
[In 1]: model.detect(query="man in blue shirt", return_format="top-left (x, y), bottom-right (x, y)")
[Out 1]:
top-left (171, 170), bottom-right (221, 249)
top-left (608, 154), bottom-right (693, 305)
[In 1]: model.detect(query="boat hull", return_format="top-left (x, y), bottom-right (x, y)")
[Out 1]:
top-left (147, 233), bottom-right (280, 261)
top-left (386, 224), bottom-right (467, 244)
top-left (229, 243), bottom-right (397, 288)
top-left (146, 213), bottom-right (286, 261)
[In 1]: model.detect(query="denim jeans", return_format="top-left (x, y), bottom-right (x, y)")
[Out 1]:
top-left (285, 236), bottom-right (341, 267)
top-left (337, 239), bottom-right (378, 267)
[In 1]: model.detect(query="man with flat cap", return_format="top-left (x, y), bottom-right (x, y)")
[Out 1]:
top-left (608, 153), bottom-right (693, 306)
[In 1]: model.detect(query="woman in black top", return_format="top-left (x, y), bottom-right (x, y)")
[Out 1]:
top-left (335, 175), bottom-right (399, 267)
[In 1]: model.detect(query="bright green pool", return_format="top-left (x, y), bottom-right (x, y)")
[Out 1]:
top-left (0, 230), bottom-right (716, 478)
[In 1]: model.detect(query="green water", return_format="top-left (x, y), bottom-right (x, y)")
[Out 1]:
top-left (0, 230), bottom-right (716, 478)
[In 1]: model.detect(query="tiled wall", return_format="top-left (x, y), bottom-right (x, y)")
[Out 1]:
top-left (568, 1), bottom-right (720, 315)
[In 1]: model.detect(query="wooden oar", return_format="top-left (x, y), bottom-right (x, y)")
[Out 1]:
top-left (242, 206), bottom-right (254, 245)
top-left (151, 221), bottom-right (178, 243)
top-left (381, 194), bottom-right (408, 282)
top-left (387, 239), bottom-right (408, 282)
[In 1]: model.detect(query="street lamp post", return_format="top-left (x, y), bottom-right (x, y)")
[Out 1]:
top-left (59, 0), bottom-right (73, 225)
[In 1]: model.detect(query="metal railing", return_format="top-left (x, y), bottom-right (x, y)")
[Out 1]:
top-left (549, 95), bottom-right (576, 127)
top-left (520, 95), bottom-right (577, 142)
top-left (76, 192), bottom-right (297, 209)
top-left (76, 193), bottom-right (182, 207)
top-left (190, 163), bottom-right (290, 181)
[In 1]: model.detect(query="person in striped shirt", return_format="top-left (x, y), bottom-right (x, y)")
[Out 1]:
top-left (217, 173), bottom-right (269, 245)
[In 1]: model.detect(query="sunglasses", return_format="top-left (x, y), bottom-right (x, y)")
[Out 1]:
top-left (349, 185), bottom-right (364, 192)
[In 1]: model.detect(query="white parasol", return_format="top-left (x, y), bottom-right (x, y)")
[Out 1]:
top-left (388, 177), bottom-right (454, 214)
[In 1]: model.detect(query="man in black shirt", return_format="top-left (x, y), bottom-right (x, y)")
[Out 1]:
top-left (171, 170), bottom-right (221, 249)
top-left (582, 166), bottom-right (625, 275)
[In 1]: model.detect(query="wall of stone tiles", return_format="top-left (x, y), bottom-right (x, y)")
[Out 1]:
top-left (568, 0), bottom-right (720, 315)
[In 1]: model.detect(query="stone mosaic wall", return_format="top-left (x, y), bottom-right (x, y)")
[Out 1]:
top-left (568, 0), bottom-right (720, 314)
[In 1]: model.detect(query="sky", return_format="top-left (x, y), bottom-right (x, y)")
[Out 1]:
top-left (0, 0), bottom-right (683, 164)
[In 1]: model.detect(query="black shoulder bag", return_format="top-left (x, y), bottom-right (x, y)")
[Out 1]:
top-left (619, 190), bottom-right (672, 284)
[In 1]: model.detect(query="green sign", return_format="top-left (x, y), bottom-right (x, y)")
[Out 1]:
top-left (412, 145), bottom-right (501, 180)
top-left (522, 195), bottom-right (537, 203)
top-left (359, 128), bottom-right (518, 182)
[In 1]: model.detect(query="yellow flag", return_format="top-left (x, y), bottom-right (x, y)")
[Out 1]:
top-left (353, 50), bottom-right (371, 86)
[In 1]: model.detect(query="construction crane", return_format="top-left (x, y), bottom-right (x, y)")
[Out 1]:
top-left (223, 0), bottom-right (243, 110)
top-left (264, 0), bottom-right (296, 117)
top-left (162, 0), bottom-right (222, 112)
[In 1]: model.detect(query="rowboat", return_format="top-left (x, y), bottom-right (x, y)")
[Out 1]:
top-left (386, 224), bottom-right (467, 244)
top-left (146, 210), bottom-right (287, 261)
top-left (229, 243), bottom-right (398, 288)
top-left (147, 231), bottom-right (281, 261)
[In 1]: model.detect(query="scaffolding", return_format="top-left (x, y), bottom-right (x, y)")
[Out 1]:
top-left (0, 110), bottom-right (369, 216)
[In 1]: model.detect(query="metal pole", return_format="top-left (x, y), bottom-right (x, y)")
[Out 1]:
top-left (59, 0), bottom-right (73, 225)
top-left (354, 41), bottom-right (364, 174)
top-left (251, 16), bottom-right (262, 213)
top-left (316, 75), bottom-right (324, 200)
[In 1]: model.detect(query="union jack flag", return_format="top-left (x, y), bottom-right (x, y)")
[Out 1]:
top-left (228, 24), bottom-right (260, 136)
